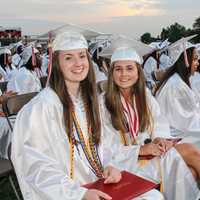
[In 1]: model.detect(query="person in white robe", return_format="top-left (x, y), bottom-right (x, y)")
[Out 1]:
top-left (0, 90), bottom-right (17, 158)
top-left (143, 50), bottom-right (159, 87)
top-left (91, 48), bottom-right (108, 83)
top-left (11, 31), bottom-right (164, 200)
top-left (12, 43), bottom-right (24, 69)
top-left (155, 45), bottom-right (200, 142)
top-left (7, 46), bottom-right (42, 94)
top-left (40, 51), bottom-right (49, 76)
top-left (0, 46), bottom-right (42, 156)
top-left (99, 46), bottom-right (200, 200)
top-left (159, 52), bottom-right (172, 70)
top-left (190, 61), bottom-right (200, 101)
top-left (0, 48), bottom-right (17, 81)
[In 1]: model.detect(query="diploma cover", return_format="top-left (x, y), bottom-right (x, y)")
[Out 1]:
top-left (83, 171), bottom-right (159, 200)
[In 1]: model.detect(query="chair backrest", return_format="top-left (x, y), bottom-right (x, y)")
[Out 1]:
top-left (2, 92), bottom-right (38, 116)
top-left (0, 81), bottom-right (8, 93)
top-left (2, 92), bottom-right (38, 131)
top-left (40, 76), bottom-right (47, 88)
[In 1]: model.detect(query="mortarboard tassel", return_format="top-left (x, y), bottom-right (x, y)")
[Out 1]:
top-left (46, 32), bottom-right (53, 87)
top-left (32, 46), bottom-right (36, 67)
top-left (183, 39), bottom-right (189, 68)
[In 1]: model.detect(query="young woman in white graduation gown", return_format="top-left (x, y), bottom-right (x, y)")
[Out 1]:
top-left (0, 89), bottom-right (17, 158)
top-left (155, 46), bottom-right (200, 141)
top-left (0, 48), bottom-right (17, 82)
top-left (190, 59), bottom-right (200, 102)
top-left (99, 47), bottom-right (200, 200)
top-left (7, 46), bottom-right (42, 94)
top-left (11, 32), bottom-right (164, 200)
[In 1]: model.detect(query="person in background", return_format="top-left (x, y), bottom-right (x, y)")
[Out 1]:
top-left (190, 57), bottom-right (200, 101)
top-left (0, 48), bottom-right (17, 81)
top-left (155, 45), bottom-right (200, 139)
top-left (7, 46), bottom-right (42, 94)
top-left (12, 43), bottom-right (24, 69)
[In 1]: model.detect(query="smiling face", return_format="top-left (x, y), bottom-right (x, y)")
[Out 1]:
top-left (113, 60), bottom-right (138, 93)
top-left (58, 48), bottom-right (89, 87)
top-left (191, 48), bottom-right (199, 75)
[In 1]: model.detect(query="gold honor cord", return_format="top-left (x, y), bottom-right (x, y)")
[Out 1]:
top-left (70, 111), bottom-right (103, 178)
top-left (69, 136), bottom-right (75, 179)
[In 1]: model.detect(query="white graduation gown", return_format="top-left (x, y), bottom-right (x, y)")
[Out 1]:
top-left (99, 92), bottom-right (199, 200)
top-left (41, 54), bottom-right (48, 76)
top-left (93, 62), bottom-right (107, 83)
top-left (0, 116), bottom-right (11, 158)
top-left (12, 53), bottom-right (23, 69)
top-left (11, 87), bottom-right (163, 200)
top-left (0, 64), bottom-right (17, 81)
top-left (156, 73), bottom-right (200, 139)
top-left (159, 54), bottom-right (172, 70)
top-left (190, 72), bottom-right (200, 102)
top-left (143, 57), bottom-right (157, 84)
top-left (7, 67), bottom-right (41, 94)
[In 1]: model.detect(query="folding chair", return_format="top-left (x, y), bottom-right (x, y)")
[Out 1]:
top-left (2, 92), bottom-right (38, 131)
top-left (0, 145), bottom-right (21, 200)
top-left (0, 81), bottom-right (8, 93)
top-left (0, 92), bottom-right (38, 200)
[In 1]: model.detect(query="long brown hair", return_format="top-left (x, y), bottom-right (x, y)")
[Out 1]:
top-left (49, 50), bottom-right (101, 144)
top-left (105, 61), bottom-right (153, 134)
top-left (154, 47), bottom-right (195, 95)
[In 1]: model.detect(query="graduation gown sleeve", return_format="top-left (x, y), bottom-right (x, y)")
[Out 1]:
top-left (11, 88), bottom-right (87, 200)
top-left (156, 73), bottom-right (200, 136)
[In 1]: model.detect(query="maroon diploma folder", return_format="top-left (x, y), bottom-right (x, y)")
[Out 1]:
top-left (83, 171), bottom-right (159, 200)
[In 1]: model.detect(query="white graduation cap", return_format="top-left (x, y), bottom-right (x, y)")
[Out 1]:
top-left (36, 43), bottom-right (42, 48)
top-left (149, 39), bottom-right (170, 50)
top-left (111, 47), bottom-right (143, 65)
top-left (52, 31), bottom-right (88, 52)
top-left (21, 45), bottom-right (39, 65)
top-left (38, 23), bottom-right (110, 41)
top-left (159, 39), bottom-right (170, 50)
top-left (164, 35), bottom-right (197, 66)
top-left (0, 47), bottom-right (11, 55)
top-left (98, 35), bottom-right (154, 60)
top-left (149, 41), bottom-right (161, 49)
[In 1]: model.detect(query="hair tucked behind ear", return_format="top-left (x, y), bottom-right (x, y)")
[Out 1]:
top-left (154, 47), bottom-right (195, 95)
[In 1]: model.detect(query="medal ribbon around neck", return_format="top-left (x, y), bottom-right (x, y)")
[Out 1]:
top-left (69, 111), bottom-right (104, 179)
top-left (120, 94), bottom-right (139, 145)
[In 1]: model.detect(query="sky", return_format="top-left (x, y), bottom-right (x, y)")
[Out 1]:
top-left (1, 0), bottom-right (200, 39)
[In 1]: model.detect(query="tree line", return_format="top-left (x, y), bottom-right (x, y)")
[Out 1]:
top-left (140, 16), bottom-right (200, 44)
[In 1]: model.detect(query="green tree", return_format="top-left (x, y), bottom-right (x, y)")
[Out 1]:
top-left (193, 16), bottom-right (200, 30)
top-left (192, 16), bottom-right (200, 43)
top-left (160, 28), bottom-right (169, 40)
top-left (166, 23), bottom-right (186, 42)
top-left (140, 32), bottom-right (152, 44)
